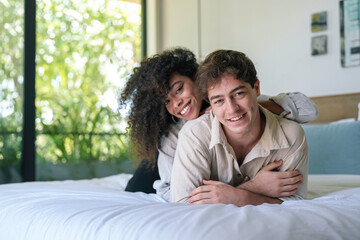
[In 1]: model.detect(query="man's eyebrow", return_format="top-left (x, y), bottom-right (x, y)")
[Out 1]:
top-left (169, 81), bottom-right (182, 91)
top-left (209, 94), bottom-right (222, 101)
top-left (209, 85), bottom-right (246, 101)
top-left (230, 85), bottom-right (246, 94)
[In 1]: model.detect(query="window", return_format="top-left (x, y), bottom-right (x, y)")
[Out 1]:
top-left (0, 0), bottom-right (144, 183)
top-left (0, 0), bottom-right (24, 183)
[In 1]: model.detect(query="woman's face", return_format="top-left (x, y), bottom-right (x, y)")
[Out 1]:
top-left (164, 73), bottom-right (202, 121)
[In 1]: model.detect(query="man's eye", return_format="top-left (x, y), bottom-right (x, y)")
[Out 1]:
top-left (235, 92), bottom-right (244, 98)
top-left (214, 99), bottom-right (223, 105)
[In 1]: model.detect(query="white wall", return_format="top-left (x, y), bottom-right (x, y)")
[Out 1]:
top-left (148, 0), bottom-right (360, 97)
top-left (147, 0), bottom-right (199, 56)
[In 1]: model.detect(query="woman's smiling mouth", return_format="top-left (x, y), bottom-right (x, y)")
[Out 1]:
top-left (180, 103), bottom-right (190, 116)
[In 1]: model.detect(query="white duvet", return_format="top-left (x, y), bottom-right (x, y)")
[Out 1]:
top-left (0, 174), bottom-right (360, 240)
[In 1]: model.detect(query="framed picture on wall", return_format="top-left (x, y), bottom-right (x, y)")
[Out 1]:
top-left (311, 11), bottom-right (327, 32)
top-left (312, 35), bottom-right (327, 56)
top-left (340, 0), bottom-right (360, 67)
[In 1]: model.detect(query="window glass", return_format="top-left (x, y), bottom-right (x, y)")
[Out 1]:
top-left (0, 0), bottom-right (24, 183)
top-left (35, 0), bottom-right (141, 180)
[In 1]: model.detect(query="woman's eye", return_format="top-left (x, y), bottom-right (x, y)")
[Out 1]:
top-left (164, 100), bottom-right (170, 106)
top-left (176, 85), bottom-right (183, 94)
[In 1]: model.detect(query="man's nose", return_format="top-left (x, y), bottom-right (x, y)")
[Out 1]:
top-left (226, 99), bottom-right (240, 113)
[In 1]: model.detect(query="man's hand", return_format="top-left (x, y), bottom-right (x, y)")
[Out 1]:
top-left (239, 160), bottom-right (302, 198)
top-left (188, 180), bottom-right (282, 207)
top-left (188, 180), bottom-right (242, 205)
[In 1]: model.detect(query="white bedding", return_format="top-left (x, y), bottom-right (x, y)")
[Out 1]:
top-left (0, 174), bottom-right (360, 240)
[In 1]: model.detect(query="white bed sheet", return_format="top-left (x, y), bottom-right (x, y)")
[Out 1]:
top-left (0, 174), bottom-right (360, 240)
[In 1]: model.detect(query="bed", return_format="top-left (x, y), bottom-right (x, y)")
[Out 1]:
top-left (1, 93), bottom-right (360, 240)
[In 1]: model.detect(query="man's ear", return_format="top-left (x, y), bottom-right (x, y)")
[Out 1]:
top-left (254, 79), bottom-right (260, 96)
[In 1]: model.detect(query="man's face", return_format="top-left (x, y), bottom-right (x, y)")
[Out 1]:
top-left (208, 73), bottom-right (260, 138)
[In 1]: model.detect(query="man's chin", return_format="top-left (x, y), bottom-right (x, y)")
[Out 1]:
top-left (223, 122), bottom-right (251, 135)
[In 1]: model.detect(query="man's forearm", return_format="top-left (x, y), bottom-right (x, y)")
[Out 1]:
top-left (236, 178), bottom-right (257, 192)
top-left (233, 188), bottom-right (282, 207)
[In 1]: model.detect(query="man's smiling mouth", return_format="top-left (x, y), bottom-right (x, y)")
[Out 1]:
top-left (229, 113), bottom-right (245, 121)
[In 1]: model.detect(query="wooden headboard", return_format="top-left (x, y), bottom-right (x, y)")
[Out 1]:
top-left (309, 92), bottom-right (360, 124)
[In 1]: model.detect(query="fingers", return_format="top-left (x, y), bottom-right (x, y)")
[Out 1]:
top-left (279, 188), bottom-right (298, 197)
top-left (277, 179), bottom-right (302, 197)
top-left (190, 181), bottom-right (227, 204)
top-left (202, 180), bottom-right (222, 185)
top-left (278, 170), bottom-right (302, 179)
top-left (282, 174), bottom-right (303, 185)
top-left (188, 193), bottom-right (210, 204)
top-left (281, 180), bottom-right (302, 191)
top-left (190, 180), bottom-right (222, 196)
top-left (188, 190), bottom-right (217, 204)
top-left (261, 160), bottom-right (283, 171)
top-left (190, 185), bottom-right (211, 196)
top-left (191, 198), bottom-right (215, 205)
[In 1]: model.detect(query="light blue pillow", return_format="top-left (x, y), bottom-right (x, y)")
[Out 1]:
top-left (302, 121), bottom-right (360, 174)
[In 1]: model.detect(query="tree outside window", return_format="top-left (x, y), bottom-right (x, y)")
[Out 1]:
top-left (0, 0), bottom-right (141, 183)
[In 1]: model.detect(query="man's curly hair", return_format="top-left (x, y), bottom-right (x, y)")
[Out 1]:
top-left (119, 47), bottom-right (198, 166)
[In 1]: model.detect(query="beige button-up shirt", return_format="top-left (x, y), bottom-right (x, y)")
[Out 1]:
top-left (154, 93), bottom-right (315, 201)
top-left (170, 106), bottom-right (309, 203)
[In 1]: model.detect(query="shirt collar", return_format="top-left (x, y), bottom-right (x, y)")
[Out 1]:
top-left (243, 106), bottom-right (290, 164)
top-left (209, 111), bottom-right (227, 149)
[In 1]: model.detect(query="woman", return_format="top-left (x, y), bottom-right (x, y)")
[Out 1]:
top-left (120, 47), bottom-right (318, 200)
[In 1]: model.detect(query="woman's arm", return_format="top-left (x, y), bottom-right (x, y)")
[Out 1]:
top-left (258, 92), bottom-right (318, 123)
top-left (153, 120), bottom-right (184, 201)
top-left (258, 99), bottom-right (285, 116)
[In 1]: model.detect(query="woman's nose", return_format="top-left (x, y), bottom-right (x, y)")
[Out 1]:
top-left (170, 97), bottom-right (183, 113)
top-left (174, 97), bottom-right (182, 107)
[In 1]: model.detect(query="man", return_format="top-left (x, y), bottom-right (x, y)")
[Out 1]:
top-left (170, 50), bottom-right (308, 206)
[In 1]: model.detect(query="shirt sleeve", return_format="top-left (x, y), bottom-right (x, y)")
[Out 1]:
top-left (170, 129), bottom-right (212, 203)
top-left (153, 149), bottom-right (173, 201)
top-left (278, 126), bottom-right (309, 201)
top-left (153, 122), bottom-right (182, 201)
top-left (268, 92), bottom-right (318, 124)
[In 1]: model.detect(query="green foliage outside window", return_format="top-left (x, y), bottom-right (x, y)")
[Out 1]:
top-left (0, 0), bottom-right (24, 183)
top-left (0, 0), bottom-right (141, 182)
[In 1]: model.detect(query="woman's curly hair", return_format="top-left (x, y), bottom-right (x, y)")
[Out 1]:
top-left (119, 47), bottom-right (198, 166)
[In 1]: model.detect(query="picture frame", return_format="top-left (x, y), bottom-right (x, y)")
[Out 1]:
top-left (340, 0), bottom-right (360, 67)
top-left (311, 11), bottom-right (327, 32)
top-left (312, 35), bottom-right (328, 56)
